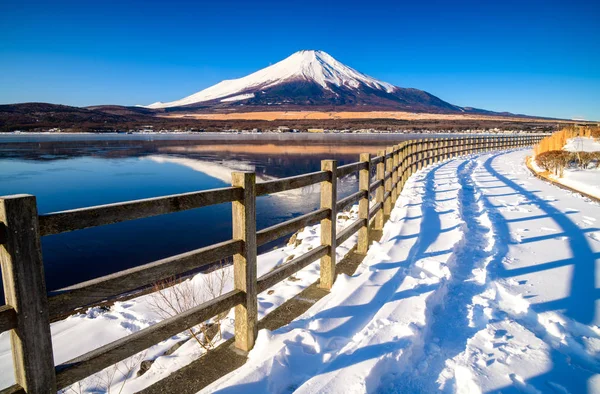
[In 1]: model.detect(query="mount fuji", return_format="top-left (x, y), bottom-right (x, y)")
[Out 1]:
top-left (143, 50), bottom-right (479, 114)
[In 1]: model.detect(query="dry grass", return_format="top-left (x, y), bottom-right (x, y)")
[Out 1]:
top-left (533, 126), bottom-right (600, 156)
top-left (158, 110), bottom-right (584, 123)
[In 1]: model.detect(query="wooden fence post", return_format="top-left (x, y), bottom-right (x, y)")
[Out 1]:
top-left (410, 143), bottom-right (417, 175)
top-left (375, 150), bottom-right (385, 230)
top-left (357, 154), bottom-right (371, 255)
top-left (417, 141), bottom-right (423, 170)
top-left (319, 160), bottom-right (337, 290)
top-left (401, 143), bottom-right (408, 187)
top-left (392, 145), bottom-right (399, 203)
top-left (384, 147), bottom-right (393, 217)
top-left (444, 139), bottom-right (449, 160)
top-left (0, 194), bottom-right (56, 393)
top-left (424, 139), bottom-right (431, 166)
top-left (232, 172), bottom-right (257, 352)
top-left (399, 143), bottom-right (406, 190)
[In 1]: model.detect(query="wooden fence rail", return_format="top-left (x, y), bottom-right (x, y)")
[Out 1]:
top-left (0, 134), bottom-right (544, 393)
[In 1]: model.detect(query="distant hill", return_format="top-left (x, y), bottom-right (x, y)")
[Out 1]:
top-left (0, 103), bottom-right (136, 131)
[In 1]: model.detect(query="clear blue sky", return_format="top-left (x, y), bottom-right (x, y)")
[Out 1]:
top-left (1, 0), bottom-right (598, 120)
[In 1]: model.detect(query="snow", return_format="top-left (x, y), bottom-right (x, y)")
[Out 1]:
top-left (201, 149), bottom-right (600, 394)
top-left (145, 50), bottom-right (396, 109)
top-left (220, 93), bottom-right (255, 103)
top-left (549, 137), bottom-right (600, 198)
top-left (564, 137), bottom-right (600, 153)
top-left (558, 169), bottom-right (600, 199)
top-left (3, 149), bottom-right (599, 393)
top-left (0, 185), bottom-right (362, 393)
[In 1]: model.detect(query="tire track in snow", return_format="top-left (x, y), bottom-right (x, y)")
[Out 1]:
top-left (290, 160), bottom-right (463, 393)
top-left (379, 157), bottom-right (501, 393)
top-left (460, 152), bottom-right (600, 393)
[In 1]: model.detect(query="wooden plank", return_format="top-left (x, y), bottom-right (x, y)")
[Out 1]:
top-left (369, 179), bottom-right (383, 194)
top-left (232, 172), bottom-right (257, 352)
top-left (39, 187), bottom-right (243, 236)
top-left (392, 145), bottom-right (399, 202)
top-left (256, 208), bottom-right (330, 246)
top-left (384, 147), bottom-right (393, 216)
top-left (383, 190), bottom-right (391, 202)
top-left (47, 238), bottom-right (242, 318)
top-left (357, 153), bottom-right (371, 255)
top-left (319, 160), bottom-right (337, 290)
top-left (336, 161), bottom-right (366, 178)
top-left (336, 218), bottom-right (367, 246)
top-left (369, 202), bottom-right (383, 218)
top-left (55, 290), bottom-right (245, 389)
top-left (336, 190), bottom-right (366, 213)
top-left (0, 195), bottom-right (57, 392)
top-left (0, 304), bottom-right (17, 333)
top-left (374, 149), bottom-right (385, 230)
top-left (370, 155), bottom-right (384, 166)
top-left (0, 384), bottom-right (24, 394)
top-left (255, 171), bottom-right (329, 197)
top-left (256, 245), bottom-right (328, 293)
top-left (0, 223), bottom-right (6, 245)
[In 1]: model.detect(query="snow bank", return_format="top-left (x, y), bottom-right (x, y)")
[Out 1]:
top-left (563, 137), bottom-right (600, 153)
top-left (558, 169), bottom-right (600, 199)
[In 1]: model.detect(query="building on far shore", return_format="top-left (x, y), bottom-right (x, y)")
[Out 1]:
top-left (307, 128), bottom-right (324, 133)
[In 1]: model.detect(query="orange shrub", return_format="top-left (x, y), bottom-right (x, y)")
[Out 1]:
top-left (535, 150), bottom-right (574, 177)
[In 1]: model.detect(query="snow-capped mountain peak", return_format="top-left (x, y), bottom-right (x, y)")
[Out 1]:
top-left (146, 50), bottom-right (396, 109)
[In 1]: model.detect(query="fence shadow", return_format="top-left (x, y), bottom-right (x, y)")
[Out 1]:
top-left (480, 152), bottom-right (599, 394)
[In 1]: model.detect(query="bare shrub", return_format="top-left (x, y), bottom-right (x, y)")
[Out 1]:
top-left (148, 260), bottom-right (232, 351)
top-left (115, 351), bottom-right (147, 394)
top-left (535, 150), bottom-right (573, 177)
top-left (201, 260), bottom-right (232, 341)
top-left (576, 151), bottom-right (596, 169)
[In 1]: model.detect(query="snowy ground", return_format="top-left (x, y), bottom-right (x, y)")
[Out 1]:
top-left (556, 137), bottom-right (600, 198)
top-left (0, 207), bottom-right (362, 393)
top-left (564, 137), bottom-right (600, 153)
top-left (202, 149), bottom-right (600, 394)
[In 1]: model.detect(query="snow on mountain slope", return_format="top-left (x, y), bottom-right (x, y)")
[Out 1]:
top-left (145, 50), bottom-right (397, 109)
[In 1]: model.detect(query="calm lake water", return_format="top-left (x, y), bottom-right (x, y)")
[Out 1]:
top-left (0, 133), bottom-right (439, 297)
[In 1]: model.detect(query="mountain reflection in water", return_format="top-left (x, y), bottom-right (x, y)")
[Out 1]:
top-left (0, 133), bottom-right (433, 297)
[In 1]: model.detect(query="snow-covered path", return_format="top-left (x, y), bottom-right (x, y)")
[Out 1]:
top-left (202, 149), bottom-right (600, 394)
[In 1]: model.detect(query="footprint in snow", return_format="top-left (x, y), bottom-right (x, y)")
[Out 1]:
top-left (540, 227), bottom-right (557, 232)
top-left (588, 232), bottom-right (600, 243)
top-left (583, 216), bottom-right (597, 222)
top-left (120, 321), bottom-right (143, 332)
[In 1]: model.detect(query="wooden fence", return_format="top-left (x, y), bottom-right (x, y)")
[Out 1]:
top-left (0, 134), bottom-right (543, 393)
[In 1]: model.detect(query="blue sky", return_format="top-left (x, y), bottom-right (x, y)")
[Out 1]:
top-left (1, 0), bottom-right (599, 120)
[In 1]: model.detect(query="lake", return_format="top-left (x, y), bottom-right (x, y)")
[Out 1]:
top-left (0, 132), bottom-right (437, 298)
